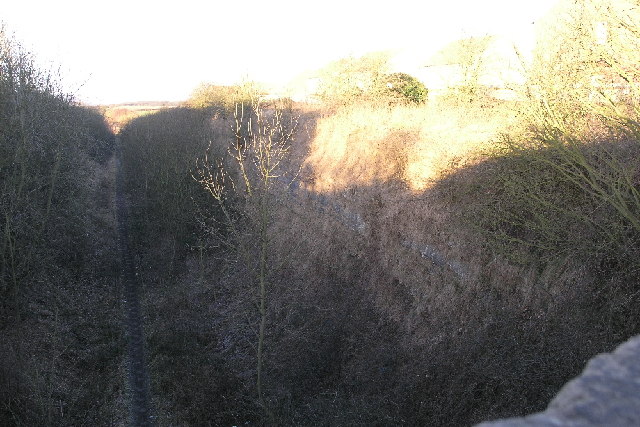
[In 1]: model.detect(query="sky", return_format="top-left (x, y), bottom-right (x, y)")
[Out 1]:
top-left (2, 0), bottom-right (560, 105)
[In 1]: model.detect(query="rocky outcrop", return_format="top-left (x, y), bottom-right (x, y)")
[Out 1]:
top-left (477, 334), bottom-right (640, 426)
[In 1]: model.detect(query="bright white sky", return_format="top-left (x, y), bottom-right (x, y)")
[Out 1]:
top-left (2, 0), bottom-right (560, 105)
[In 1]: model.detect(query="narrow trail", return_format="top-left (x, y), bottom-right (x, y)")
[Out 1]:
top-left (115, 139), bottom-right (154, 426)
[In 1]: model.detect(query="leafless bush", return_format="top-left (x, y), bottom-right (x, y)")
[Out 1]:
top-left (0, 27), bottom-right (120, 425)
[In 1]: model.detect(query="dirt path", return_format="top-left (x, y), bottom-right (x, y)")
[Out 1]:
top-left (115, 139), bottom-right (154, 426)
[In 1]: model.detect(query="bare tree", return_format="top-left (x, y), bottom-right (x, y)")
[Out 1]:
top-left (527, 0), bottom-right (640, 134)
top-left (429, 35), bottom-right (495, 103)
top-left (195, 91), bottom-right (298, 415)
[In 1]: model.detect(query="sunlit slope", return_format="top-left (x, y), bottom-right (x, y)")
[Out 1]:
top-left (302, 102), bottom-right (518, 193)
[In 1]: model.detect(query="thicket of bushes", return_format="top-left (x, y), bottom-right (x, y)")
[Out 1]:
top-left (119, 108), bottom-right (221, 263)
top-left (0, 28), bottom-right (122, 425)
top-left (460, 0), bottom-right (640, 273)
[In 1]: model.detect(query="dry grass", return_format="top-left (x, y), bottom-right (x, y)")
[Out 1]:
top-left (102, 102), bottom-right (181, 133)
top-left (258, 96), bottom-right (640, 423)
top-left (302, 100), bottom-right (519, 193)
top-left (284, 99), bottom-right (525, 325)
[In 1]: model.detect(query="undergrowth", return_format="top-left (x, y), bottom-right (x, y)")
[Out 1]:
top-left (0, 28), bottom-right (122, 425)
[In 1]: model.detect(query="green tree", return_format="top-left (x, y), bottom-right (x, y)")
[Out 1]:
top-left (383, 72), bottom-right (428, 104)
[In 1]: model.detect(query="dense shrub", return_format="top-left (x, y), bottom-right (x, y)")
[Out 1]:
top-left (119, 107), bottom-right (224, 264)
top-left (314, 53), bottom-right (428, 106)
top-left (383, 72), bottom-right (428, 104)
top-left (0, 28), bottom-right (120, 426)
top-left (187, 81), bottom-right (260, 115)
top-left (0, 29), bottom-right (114, 320)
